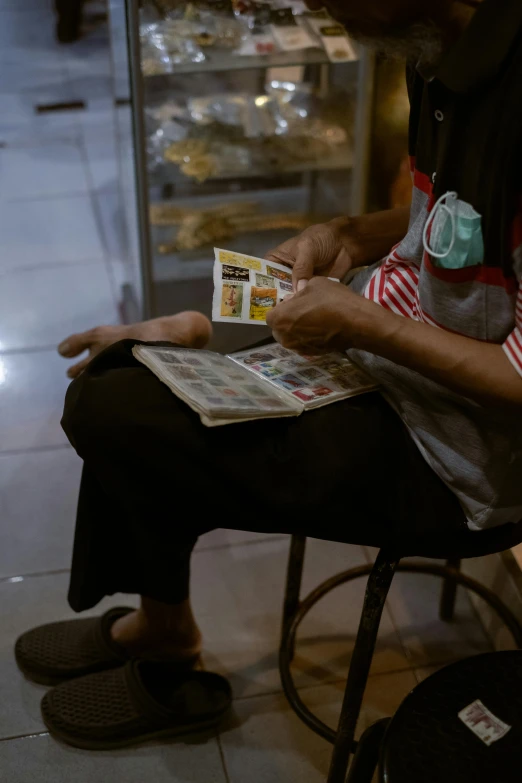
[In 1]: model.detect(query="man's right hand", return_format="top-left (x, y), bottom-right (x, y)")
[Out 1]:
top-left (265, 217), bottom-right (354, 292)
top-left (265, 206), bottom-right (412, 292)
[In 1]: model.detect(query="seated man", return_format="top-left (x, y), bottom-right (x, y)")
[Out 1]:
top-left (16, 0), bottom-right (522, 750)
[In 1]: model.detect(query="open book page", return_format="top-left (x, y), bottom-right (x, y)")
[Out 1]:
top-left (229, 343), bottom-right (378, 409)
top-left (212, 247), bottom-right (294, 325)
top-left (132, 344), bottom-right (301, 427)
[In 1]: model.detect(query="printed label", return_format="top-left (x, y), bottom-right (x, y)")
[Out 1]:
top-left (458, 700), bottom-right (512, 746)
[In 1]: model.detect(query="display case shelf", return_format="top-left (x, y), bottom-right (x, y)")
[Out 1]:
top-left (143, 47), bottom-right (358, 77)
top-left (149, 144), bottom-right (353, 188)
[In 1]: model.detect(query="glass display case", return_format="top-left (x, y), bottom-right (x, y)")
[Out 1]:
top-left (110, 0), bottom-right (375, 350)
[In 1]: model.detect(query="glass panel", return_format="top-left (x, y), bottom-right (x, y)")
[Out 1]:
top-left (115, 0), bottom-right (373, 348)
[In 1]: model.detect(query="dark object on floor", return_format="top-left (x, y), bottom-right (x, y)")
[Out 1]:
top-left (347, 651), bottom-right (522, 783)
top-left (41, 663), bottom-right (232, 750)
top-left (279, 522), bottom-right (522, 783)
top-left (15, 607), bottom-right (133, 685)
top-left (55, 0), bottom-right (83, 43)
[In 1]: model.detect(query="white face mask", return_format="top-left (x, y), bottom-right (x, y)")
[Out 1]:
top-left (422, 191), bottom-right (485, 269)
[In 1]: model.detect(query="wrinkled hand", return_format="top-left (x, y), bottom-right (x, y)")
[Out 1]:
top-left (265, 218), bottom-right (354, 291)
top-left (266, 277), bottom-right (367, 355)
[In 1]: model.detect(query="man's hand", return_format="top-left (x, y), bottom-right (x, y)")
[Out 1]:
top-left (266, 277), bottom-right (366, 355)
top-left (269, 276), bottom-right (522, 410)
top-left (265, 218), bottom-right (355, 292)
top-left (265, 207), bottom-right (412, 292)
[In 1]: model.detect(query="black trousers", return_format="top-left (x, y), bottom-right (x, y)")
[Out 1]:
top-left (62, 340), bottom-right (468, 613)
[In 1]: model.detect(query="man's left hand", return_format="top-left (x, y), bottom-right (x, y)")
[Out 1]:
top-left (266, 277), bottom-right (366, 355)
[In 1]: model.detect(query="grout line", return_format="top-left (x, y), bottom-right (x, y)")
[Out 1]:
top-left (0, 535), bottom-right (284, 584)
top-left (0, 258), bottom-right (109, 279)
top-left (77, 123), bottom-right (122, 316)
top-left (0, 345), bottom-right (60, 356)
top-left (6, 190), bottom-right (91, 204)
top-left (0, 732), bottom-right (49, 745)
top-left (196, 534), bottom-right (286, 554)
top-left (0, 443), bottom-right (72, 457)
top-left (0, 568), bottom-right (71, 586)
top-left (231, 663), bottom-right (420, 705)
top-left (216, 733), bottom-right (232, 783)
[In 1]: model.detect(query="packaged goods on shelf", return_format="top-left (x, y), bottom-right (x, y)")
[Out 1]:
top-left (146, 81), bottom-right (352, 181)
top-left (138, 0), bottom-right (357, 65)
top-left (155, 204), bottom-right (317, 252)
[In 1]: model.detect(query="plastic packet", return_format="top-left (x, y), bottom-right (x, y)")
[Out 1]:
top-left (269, 7), bottom-right (318, 52)
top-left (140, 23), bottom-right (175, 74)
top-left (303, 10), bottom-right (358, 62)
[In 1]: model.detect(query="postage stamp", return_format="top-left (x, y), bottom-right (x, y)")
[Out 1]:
top-left (222, 264), bottom-right (251, 283)
top-left (169, 366), bottom-right (201, 381)
top-left (241, 351), bottom-right (277, 365)
top-left (249, 286), bottom-right (277, 321)
top-left (266, 265), bottom-right (292, 283)
top-left (187, 382), bottom-right (211, 396)
top-left (293, 389), bottom-right (315, 402)
top-left (298, 366), bottom-right (326, 382)
top-left (158, 352), bottom-right (183, 364)
top-left (242, 384), bottom-right (270, 397)
top-left (217, 249), bottom-right (262, 271)
top-left (220, 283), bottom-right (244, 319)
top-left (273, 373), bottom-right (306, 391)
top-left (252, 363), bottom-right (282, 378)
top-left (310, 386), bottom-right (334, 397)
top-left (458, 700), bottom-right (512, 746)
top-left (183, 356), bottom-right (205, 367)
top-left (255, 273), bottom-right (276, 287)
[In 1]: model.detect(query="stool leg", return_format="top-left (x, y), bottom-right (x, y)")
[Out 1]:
top-left (327, 550), bottom-right (400, 783)
top-left (345, 718), bottom-right (390, 783)
top-left (281, 535), bottom-right (307, 660)
top-left (439, 558), bottom-right (461, 622)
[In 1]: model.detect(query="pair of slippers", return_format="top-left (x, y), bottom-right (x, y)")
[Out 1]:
top-left (15, 607), bottom-right (232, 750)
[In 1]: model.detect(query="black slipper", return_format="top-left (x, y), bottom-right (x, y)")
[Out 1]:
top-left (41, 662), bottom-right (232, 750)
top-left (15, 607), bottom-right (134, 686)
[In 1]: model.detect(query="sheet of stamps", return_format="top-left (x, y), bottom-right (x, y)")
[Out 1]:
top-left (212, 247), bottom-right (294, 325)
top-left (231, 344), bottom-right (377, 408)
top-left (134, 346), bottom-right (296, 418)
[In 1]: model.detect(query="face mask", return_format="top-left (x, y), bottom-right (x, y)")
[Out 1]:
top-left (423, 191), bottom-right (485, 269)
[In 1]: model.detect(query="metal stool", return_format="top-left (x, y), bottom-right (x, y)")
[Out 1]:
top-left (279, 523), bottom-right (522, 783)
top-left (346, 651), bottom-right (522, 783)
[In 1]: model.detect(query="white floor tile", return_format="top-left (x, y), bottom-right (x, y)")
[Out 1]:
top-left (0, 351), bottom-right (72, 451)
top-left (0, 143), bottom-right (88, 200)
top-left (94, 191), bottom-right (127, 260)
top-left (0, 196), bottom-right (104, 272)
top-left (192, 538), bottom-right (408, 699)
top-left (84, 140), bottom-right (119, 193)
top-left (0, 93), bottom-right (80, 146)
top-left (385, 570), bottom-right (493, 668)
top-left (220, 669), bottom-right (417, 783)
top-left (0, 263), bottom-right (118, 351)
top-left (0, 734), bottom-right (227, 783)
top-left (0, 448), bottom-right (82, 578)
top-left (0, 14), bottom-right (61, 63)
top-left (0, 61), bottom-right (68, 94)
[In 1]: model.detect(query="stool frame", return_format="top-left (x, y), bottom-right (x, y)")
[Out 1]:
top-left (279, 535), bottom-right (522, 783)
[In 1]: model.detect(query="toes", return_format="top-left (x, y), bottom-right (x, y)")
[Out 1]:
top-left (58, 330), bottom-right (95, 358)
top-left (66, 357), bottom-right (90, 379)
top-left (180, 311), bottom-right (213, 349)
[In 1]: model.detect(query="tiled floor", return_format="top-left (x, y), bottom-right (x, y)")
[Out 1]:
top-left (0, 2), bottom-right (496, 781)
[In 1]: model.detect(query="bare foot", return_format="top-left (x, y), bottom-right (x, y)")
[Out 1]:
top-left (111, 605), bottom-right (203, 662)
top-left (58, 311), bottom-right (212, 378)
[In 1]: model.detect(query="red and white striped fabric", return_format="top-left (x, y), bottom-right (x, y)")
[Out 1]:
top-left (503, 285), bottom-right (522, 375)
